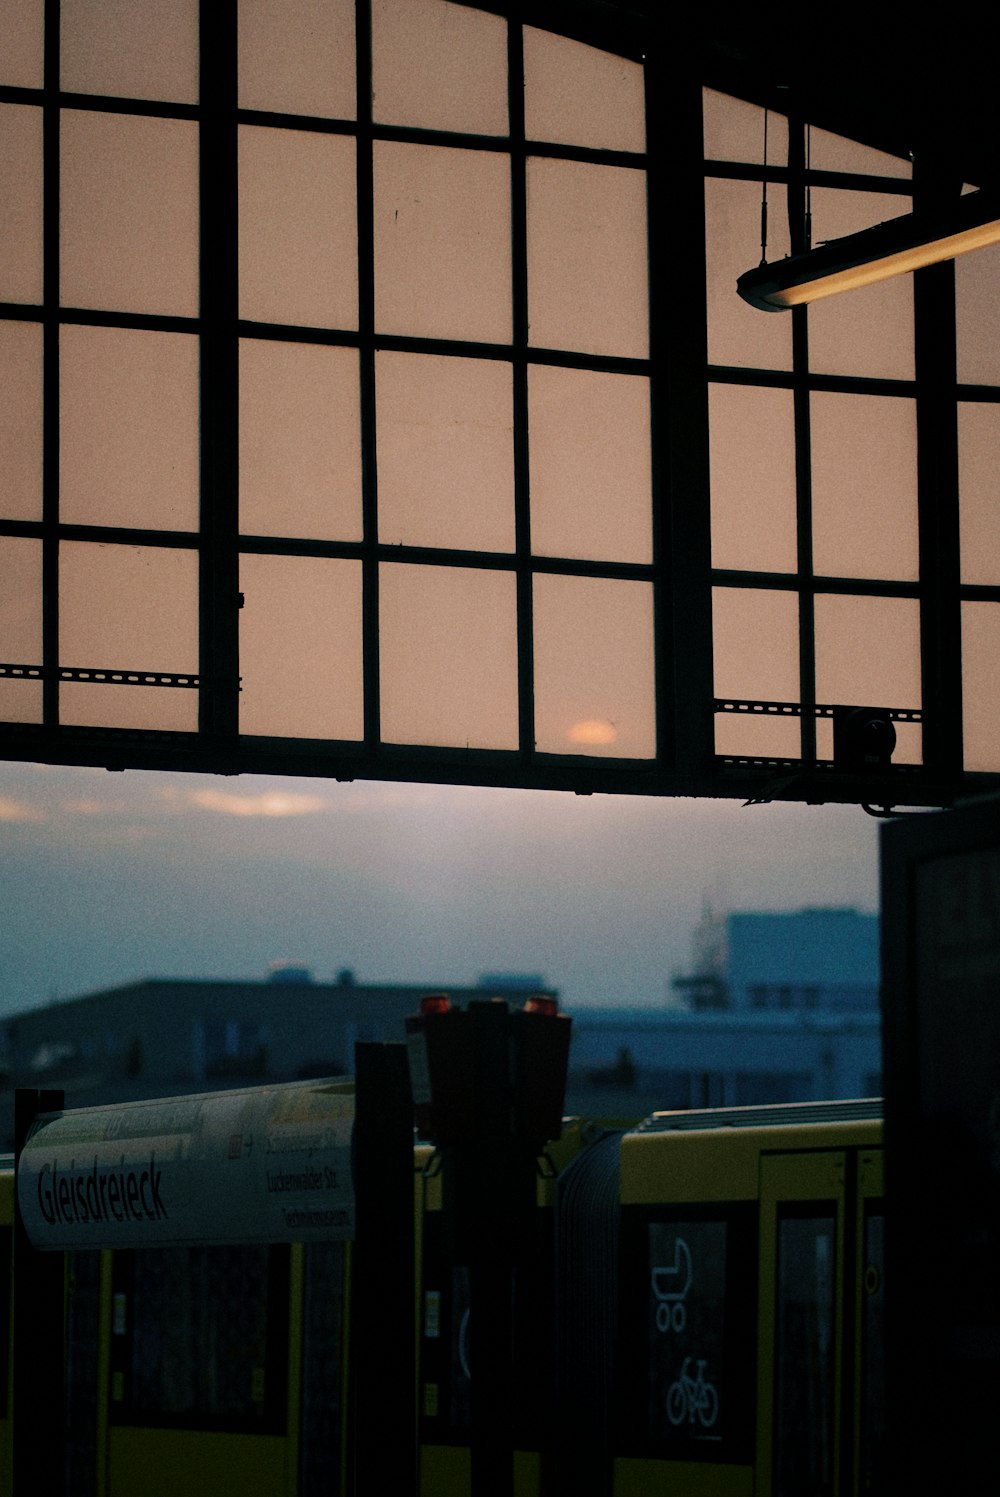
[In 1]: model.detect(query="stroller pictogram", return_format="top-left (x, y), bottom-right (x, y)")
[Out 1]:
top-left (651, 1236), bottom-right (692, 1333)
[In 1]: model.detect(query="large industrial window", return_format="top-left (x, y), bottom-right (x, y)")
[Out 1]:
top-left (0, 1), bottom-right (995, 807)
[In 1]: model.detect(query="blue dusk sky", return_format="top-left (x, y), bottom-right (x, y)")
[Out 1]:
top-left (0, 757), bottom-right (880, 1019)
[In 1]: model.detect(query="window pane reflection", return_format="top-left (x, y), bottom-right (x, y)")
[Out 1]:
top-left (529, 365), bottom-right (651, 563)
top-left (705, 178), bottom-right (791, 371)
top-left (61, 0), bottom-right (199, 104)
top-left (956, 243), bottom-right (1000, 386)
top-left (814, 594), bottom-right (920, 708)
top-left (0, 0), bottom-right (43, 88)
top-left (239, 127), bottom-right (357, 329)
top-left (372, 0), bottom-right (507, 135)
top-left (533, 574), bottom-right (655, 758)
top-left (240, 340), bottom-right (362, 542)
top-left (374, 142), bottom-right (511, 343)
top-left (709, 384), bottom-right (797, 573)
top-left (61, 111), bottom-right (199, 317)
top-left (240, 554), bottom-right (363, 740)
top-left (959, 403), bottom-right (1000, 583)
top-left (0, 321), bottom-right (42, 522)
top-left (238, 0), bottom-right (356, 119)
top-left (379, 563), bottom-right (518, 749)
top-left (527, 157), bottom-right (648, 358)
top-left (61, 326), bottom-right (200, 531)
top-left (810, 392), bottom-right (918, 581)
top-left (703, 89), bottom-right (787, 166)
top-left (713, 587), bottom-right (799, 703)
top-left (0, 105), bottom-right (43, 305)
top-left (962, 602), bottom-right (1000, 773)
top-left (807, 189), bottom-right (914, 381)
top-left (524, 26), bottom-right (644, 153)
top-left (376, 352), bottom-right (514, 552)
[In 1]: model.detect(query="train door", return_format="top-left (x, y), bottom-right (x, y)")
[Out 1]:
top-left (757, 1151), bottom-right (847, 1497)
top-left (853, 1149), bottom-right (885, 1497)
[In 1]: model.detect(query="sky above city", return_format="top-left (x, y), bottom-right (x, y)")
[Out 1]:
top-left (0, 755), bottom-right (882, 1019)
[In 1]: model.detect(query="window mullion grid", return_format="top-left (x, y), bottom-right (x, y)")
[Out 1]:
top-left (42, 0), bottom-right (60, 727)
top-left (356, 0), bottom-right (380, 752)
top-left (198, 0), bottom-right (240, 740)
top-left (913, 162), bottom-right (963, 783)
top-left (656, 64), bottom-right (711, 777)
top-left (788, 113), bottom-right (816, 767)
top-left (508, 20), bottom-right (533, 762)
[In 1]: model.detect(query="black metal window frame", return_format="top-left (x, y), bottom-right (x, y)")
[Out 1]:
top-left (0, 1), bottom-right (995, 810)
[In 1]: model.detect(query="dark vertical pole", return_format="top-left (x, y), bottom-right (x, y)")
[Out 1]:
top-left (466, 1002), bottom-right (518, 1497)
top-left (13, 1087), bottom-right (65, 1497)
top-left (350, 1043), bottom-right (416, 1497)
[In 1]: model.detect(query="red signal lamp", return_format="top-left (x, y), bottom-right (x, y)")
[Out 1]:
top-left (522, 995), bottom-right (558, 1017)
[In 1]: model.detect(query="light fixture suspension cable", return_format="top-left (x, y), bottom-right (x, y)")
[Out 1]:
top-left (759, 108), bottom-right (769, 265)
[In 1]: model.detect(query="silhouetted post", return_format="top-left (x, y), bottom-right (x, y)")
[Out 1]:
top-left (13, 1088), bottom-right (66, 1497)
top-left (407, 995), bottom-right (570, 1497)
top-left (350, 1043), bottom-right (416, 1497)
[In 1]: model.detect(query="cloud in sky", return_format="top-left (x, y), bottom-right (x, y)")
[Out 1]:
top-left (188, 788), bottom-right (329, 818)
top-left (0, 795), bottom-right (44, 823)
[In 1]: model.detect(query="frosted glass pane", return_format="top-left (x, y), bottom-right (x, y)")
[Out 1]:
top-left (810, 392), bottom-right (918, 581)
top-left (814, 594), bottom-right (920, 708)
top-left (0, 321), bottom-right (43, 522)
top-left (60, 325), bottom-right (199, 530)
top-left (703, 89), bottom-right (787, 167)
top-left (372, 0), bottom-right (506, 135)
top-left (705, 177), bottom-right (791, 371)
top-left (374, 142), bottom-right (511, 343)
top-left (61, 0), bottom-right (199, 103)
top-left (527, 157), bottom-right (647, 358)
top-left (0, 0), bottom-right (43, 87)
top-left (806, 189), bottom-right (914, 380)
top-left (0, 676), bottom-right (42, 724)
top-left (528, 364), bottom-right (651, 563)
top-left (239, 127), bottom-right (357, 329)
top-left (60, 679), bottom-right (198, 731)
top-left (962, 602), bottom-right (1000, 772)
top-left (238, 0), bottom-right (356, 119)
top-left (61, 111), bottom-right (199, 317)
top-left (380, 563), bottom-right (518, 749)
top-left (240, 340), bottom-right (362, 542)
top-left (956, 242), bottom-right (1000, 386)
top-left (0, 537), bottom-right (42, 660)
top-left (959, 403), bottom-right (1000, 584)
top-left (807, 128), bottom-right (910, 178)
top-left (0, 105), bottom-right (43, 304)
top-left (524, 26), bottom-right (644, 153)
top-left (713, 587), bottom-right (799, 702)
top-left (709, 384), bottom-right (797, 573)
top-left (533, 574), bottom-right (655, 758)
top-left (375, 352), bottom-right (514, 552)
top-left (240, 554), bottom-right (363, 739)
top-left (714, 710), bottom-right (800, 759)
top-left (60, 543), bottom-right (199, 672)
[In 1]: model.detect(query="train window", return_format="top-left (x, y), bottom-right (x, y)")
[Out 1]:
top-left (618, 1205), bottom-right (756, 1463)
top-left (109, 1243), bottom-right (290, 1433)
top-left (773, 1211), bottom-right (837, 1497)
top-left (860, 1209), bottom-right (886, 1495)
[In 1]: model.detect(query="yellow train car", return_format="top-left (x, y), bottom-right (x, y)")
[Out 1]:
top-left (563, 1100), bottom-right (885, 1497)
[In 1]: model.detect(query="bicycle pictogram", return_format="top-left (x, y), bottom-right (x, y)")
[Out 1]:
top-left (651, 1236), bottom-right (692, 1332)
top-left (666, 1356), bottom-right (719, 1428)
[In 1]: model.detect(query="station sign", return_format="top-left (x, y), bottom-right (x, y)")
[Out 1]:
top-left (17, 1077), bottom-right (355, 1250)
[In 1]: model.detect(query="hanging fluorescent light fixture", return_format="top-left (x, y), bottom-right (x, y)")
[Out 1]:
top-left (737, 189), bottom-right (1000, 311)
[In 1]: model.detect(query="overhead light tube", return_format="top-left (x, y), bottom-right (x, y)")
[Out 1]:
top-left (737, 189), bottom-right (1000, 311)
